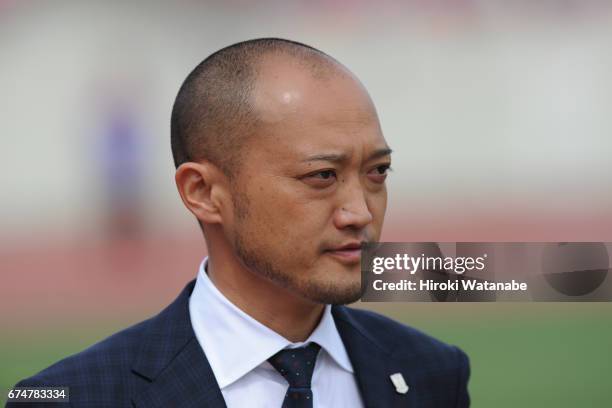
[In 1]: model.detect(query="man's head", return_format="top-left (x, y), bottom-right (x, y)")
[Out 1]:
top-left (173, 38), bottom-right (391, 305)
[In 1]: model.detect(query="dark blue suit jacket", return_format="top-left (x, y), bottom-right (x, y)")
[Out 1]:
top-left (8, 280), bottom-right (470, 407)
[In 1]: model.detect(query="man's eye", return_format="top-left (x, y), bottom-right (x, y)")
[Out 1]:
top-left (313, 170), bottom-right (337, 179)
top-left (302, 169), bottom-right (337, 188)
top-left (367, 164), bottom-right (391, 182)
top-left (375, 165), bottom-right (391, 175)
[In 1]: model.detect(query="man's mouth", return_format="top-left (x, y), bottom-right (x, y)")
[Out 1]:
top-left (324, 241), bottom-right (364, 264)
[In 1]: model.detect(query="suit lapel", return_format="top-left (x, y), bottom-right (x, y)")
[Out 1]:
top-left (128, 281), bottom-right (413, 407)
top-left (332, 305), bottom-right (412, 408)
top-left (131, 280), bottom-right (227, 408)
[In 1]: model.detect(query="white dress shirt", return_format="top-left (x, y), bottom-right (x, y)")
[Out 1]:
top-left (188, 258), bottom-right (364, 408)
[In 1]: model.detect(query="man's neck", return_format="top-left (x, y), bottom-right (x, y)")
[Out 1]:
top-left (206, 254), bottom-right (325, 343)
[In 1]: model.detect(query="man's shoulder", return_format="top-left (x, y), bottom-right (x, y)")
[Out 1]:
top-left (334, 306), bottom-right (470, 407)
top-left (14, 318), bottom-right (150, 388)
top-left (12, 280), bottom-right (196, 392)
top-left (335, 305), bottom-right (468, 361)
top-left (9, 281), bottom-right (197, 407)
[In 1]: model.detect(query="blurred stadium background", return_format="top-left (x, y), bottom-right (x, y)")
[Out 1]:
top-left (1, 1), bottom-right (611, 406)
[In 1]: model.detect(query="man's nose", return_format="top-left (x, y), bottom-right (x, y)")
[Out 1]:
top-left (333, 185), bottom-right (373, 230)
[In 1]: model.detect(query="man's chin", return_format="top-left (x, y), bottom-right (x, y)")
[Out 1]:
top-left (310, 283), bottom-right (362, 305)
top-left (298, 267), bottom-right (362, 305)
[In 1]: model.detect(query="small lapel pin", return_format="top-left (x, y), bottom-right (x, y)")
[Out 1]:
top-left (389, 373), bottom-right (409, 394)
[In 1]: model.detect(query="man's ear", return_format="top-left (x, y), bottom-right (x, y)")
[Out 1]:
top-left (175, 161), bottom-right (227, 225)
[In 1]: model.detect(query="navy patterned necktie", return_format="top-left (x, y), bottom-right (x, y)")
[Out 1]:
top-left (268, 343), bottom-right (321, 408)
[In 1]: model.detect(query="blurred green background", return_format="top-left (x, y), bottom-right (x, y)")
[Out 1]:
top-left (3, 303), bottom-right (611, 406)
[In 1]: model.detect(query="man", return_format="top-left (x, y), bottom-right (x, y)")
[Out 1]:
top-left (8, 38), bottom-right (470, 407)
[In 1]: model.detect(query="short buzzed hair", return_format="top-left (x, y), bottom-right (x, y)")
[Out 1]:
top-left (170, 38), bottom-right (339, 178)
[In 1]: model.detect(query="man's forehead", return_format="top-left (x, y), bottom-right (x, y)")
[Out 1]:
top-left (244, 53), bottom-right (387, 164)
top-left (252, 55), bottom-right (373, 125)
top-left (252, 103), bottom-right (387, 166)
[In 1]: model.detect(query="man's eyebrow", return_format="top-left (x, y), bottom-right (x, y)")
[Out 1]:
top-left (301, 147), bottom-right (392, 164)
top-left (367, 147), bottom-right (393, 161)
top-left (301, 153), bottom-right (349, 163)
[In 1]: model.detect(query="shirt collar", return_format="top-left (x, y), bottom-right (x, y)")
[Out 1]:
top-left (188, 257), bottom-right (354, 389)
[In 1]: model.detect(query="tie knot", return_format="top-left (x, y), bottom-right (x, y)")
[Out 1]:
top-left (268, 343), bottom-right (321, 388)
